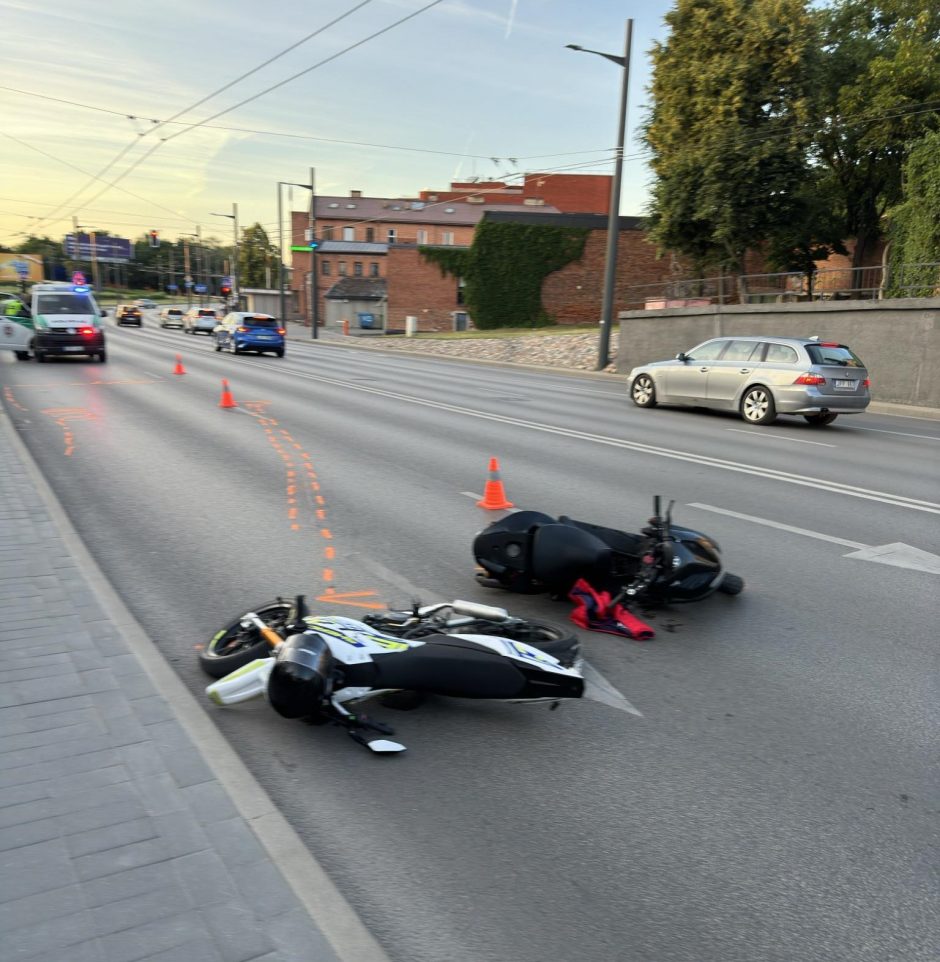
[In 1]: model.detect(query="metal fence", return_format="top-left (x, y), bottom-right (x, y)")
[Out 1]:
top-left (624, 261), bottom-right (940, 310)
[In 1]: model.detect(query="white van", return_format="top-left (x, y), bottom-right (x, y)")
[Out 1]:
top-left (29, 282), bottom-right (108, 363)
top-left (0, 290), bottom-right (36, 360)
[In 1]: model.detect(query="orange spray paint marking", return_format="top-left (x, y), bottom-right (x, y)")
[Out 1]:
top-left (3, 386), bottom-right (27, 412)
top-left (41, 407), bottom-right (96, 457)
top-left (316, 589), bottom-right (385, 610)
top-left (320, 529), bottom-right (333, 540)
top-left (324, 546), bottom-right (335, 560)
top-left (322, 568), bottom-right (334, 582)
top-left (316, 509), bottom-right (326, 520)
top-left (315, 495), bottom-right (325, 506)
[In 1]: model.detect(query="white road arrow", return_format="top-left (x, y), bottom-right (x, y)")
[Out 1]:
top-left (689, 504), bottom-right (940, 575)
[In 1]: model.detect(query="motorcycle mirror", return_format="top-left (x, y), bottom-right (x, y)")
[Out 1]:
top-left (653, 494), bottom-right (662, 521)
top-left (293, 595), bottom-right (310, 620)
top-left (366, 739), bottom-right (407, 753)
top-left (666, 500), bottom-right (675, 527)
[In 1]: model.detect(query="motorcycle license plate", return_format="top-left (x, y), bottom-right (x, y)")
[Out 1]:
top-left (834, 379), bottom-right (854, 389)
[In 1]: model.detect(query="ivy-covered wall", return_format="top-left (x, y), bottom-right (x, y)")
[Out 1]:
top-left (421, 221), bottom-right (588, 329)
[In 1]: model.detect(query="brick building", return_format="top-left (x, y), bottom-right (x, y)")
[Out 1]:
top-left (288, 173), bottom-right (616, 326)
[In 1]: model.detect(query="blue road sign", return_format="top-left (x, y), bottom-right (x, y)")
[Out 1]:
top-left (167, 283), bottom-right (179, 292)
top-left (12, 260), bottom-right (30, 278)
top-left (184, 279), bottom-right (193, 288)
top-left (194, 284), bottom-right (207, 293)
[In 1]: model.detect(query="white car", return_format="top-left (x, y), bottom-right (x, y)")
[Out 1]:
top-left (159, 307), bottom-right (185, 329)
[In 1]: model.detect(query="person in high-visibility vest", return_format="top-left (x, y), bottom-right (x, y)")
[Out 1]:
top-left (3, 297), bottom-right (25, 316)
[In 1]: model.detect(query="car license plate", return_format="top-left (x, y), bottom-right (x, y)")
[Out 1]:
top-left (257, 335), bottom-right (272, 340)
top-left (834, 379), bottom-right (854, 389)
top-left (65, 346), bottom-right (84, 352)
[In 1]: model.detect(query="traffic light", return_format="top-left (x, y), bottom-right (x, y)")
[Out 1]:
top-left (149, 230), bottom-right (160, 248)
top-left (220, 283), bottom-right (232, 297)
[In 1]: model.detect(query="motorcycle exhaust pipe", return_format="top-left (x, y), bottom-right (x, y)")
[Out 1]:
top-left (451, 599), bottom-right (511, 621)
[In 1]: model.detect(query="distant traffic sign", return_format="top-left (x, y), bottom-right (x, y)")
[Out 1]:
top-left (184, 279), bottom-right (193, 288)
top-left (194, 284), bottom-right (207, 294)
top-left (12, 260), bottom-right (29, 278)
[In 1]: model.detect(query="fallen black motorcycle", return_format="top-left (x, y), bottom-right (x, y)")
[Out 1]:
top-left (473, 496), bottom-right (744, 609)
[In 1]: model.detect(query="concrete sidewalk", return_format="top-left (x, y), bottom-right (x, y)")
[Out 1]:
top-left (0, 410), bottom-right (388, 962)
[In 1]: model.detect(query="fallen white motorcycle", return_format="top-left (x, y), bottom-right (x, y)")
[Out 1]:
top-left (202, 595), bottom-right (584, 753)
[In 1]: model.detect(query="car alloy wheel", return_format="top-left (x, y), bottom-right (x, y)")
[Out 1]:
top-left (631, 374), bottom-right (657, 408)
top-left (741, 386), bottom-right (777, 425)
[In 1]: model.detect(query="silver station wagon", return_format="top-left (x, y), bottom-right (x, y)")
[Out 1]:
top-left (628, 336), bottom-right (870, 426)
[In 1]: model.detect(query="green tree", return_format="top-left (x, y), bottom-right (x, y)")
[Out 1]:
top-left (811, 0), bottom-right (940, 269)
top-left (885, 129), bottom-right (940, 295)
top-left (643, 0), bottom-right (820, 277)
top-left (238, 223), bottom-right (279, 289)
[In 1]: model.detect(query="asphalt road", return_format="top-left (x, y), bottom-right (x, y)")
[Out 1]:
top-left (2, 315), bottom-right (938, 962)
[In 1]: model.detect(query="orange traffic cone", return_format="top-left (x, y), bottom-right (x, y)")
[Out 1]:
top-left (477, 457), bottom-right (514, 510)
top-left (173, 354), bottom-right (186, 375)
top-left (219, 379), bottom-right (237, 409)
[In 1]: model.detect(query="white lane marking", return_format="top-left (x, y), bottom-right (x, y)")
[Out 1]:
top-left (203, 365), bottom-right (940, 516)
top-left (689, 503), bottom-right (940, 574)
top-left (688, 503), bottom-right (867, 549)
top-left (850, 426), bottom-right (940, 440)
top-left (726, 428), bottom-right (835, 447)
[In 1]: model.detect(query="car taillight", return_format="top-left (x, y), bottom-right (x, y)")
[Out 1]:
top-left (794, 373), bottom-right (826, 385)
top-left (863, 377), bottom-right (870, 387)
top-left (236, 326), bottom-right (249, 333)
top-left (79, 327), bottom-right (96, 336)
top-left (277, 328), bottom-right (285, 335)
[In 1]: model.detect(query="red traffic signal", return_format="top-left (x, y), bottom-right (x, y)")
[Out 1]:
top-left (149, 230), bottom-right (160, 248)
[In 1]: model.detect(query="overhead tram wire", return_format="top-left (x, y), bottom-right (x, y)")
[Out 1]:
top-left (0, 130), bottom-right (191, 225)
top-left (13, 0), bottom-right (378, 233)
top-left (26, 0), bottom-right (452, 229)
top-left (147, 0), bottom-right (377, 137)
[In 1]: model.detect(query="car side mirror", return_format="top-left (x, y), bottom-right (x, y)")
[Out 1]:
top-left (675, 352), bottom-right (688, 362)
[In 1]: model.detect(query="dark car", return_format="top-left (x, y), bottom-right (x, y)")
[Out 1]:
top-left (115, 303), bottom-right (143, 326)
top-left (213, 312), bottom-right (285, 357)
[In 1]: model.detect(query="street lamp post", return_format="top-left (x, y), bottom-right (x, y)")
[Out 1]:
top-left (276, 180), bottom-right (313, 329)
top-left (567, 19), bottom-right (633, 371)
top-left (210, 203), bottom-right (239, 308)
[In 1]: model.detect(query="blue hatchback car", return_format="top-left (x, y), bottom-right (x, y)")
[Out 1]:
top-left (214, 312), bottom-right (285, 357)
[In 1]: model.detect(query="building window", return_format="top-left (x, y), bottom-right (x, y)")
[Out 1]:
top-left (370, 262), bottom-right (379, 277)
top-left (365, 227), bottom-right (375, 242)
top-left (343, 226), bottom-right (355, 241)
top-left (388, 229), bottom-right (397, 244)
top-left (338, 261), bottom-right (347, 276)
top-left (321, 260), bottom-right (331, 275)
top-left (417, 229), bottom-right (428, 245)
top-left (353, 262), bottom-right (363, 277)
top-left (442, 231), bottom-right (455, 245)
top-left (321, 226), bottom-right (334, 240)
top-left (457, 276), bottom-right (466, 305)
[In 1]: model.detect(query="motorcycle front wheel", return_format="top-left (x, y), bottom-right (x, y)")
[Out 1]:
top-left (199, 599), bottom-right (293, 678)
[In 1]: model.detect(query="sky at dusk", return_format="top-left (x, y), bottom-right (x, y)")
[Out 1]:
top-left (0, 0), bottom-right (676, 248)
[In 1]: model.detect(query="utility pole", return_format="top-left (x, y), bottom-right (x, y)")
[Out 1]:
top-left (309, 166), bottom-right (318, 340)
top-left (277, 183), bottom-right (286, 324)
top-left (232, 203), bottom-right (239, 309)
top-left (196, 224), bottom-right (203, 304)
top-left (183, 239), bottom-right (192, 308)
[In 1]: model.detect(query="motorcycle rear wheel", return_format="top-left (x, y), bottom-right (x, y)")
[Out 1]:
top-left (462, 617), bottom-right (580, 668)
top-left (199, 600), bottom-right (292, 678)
